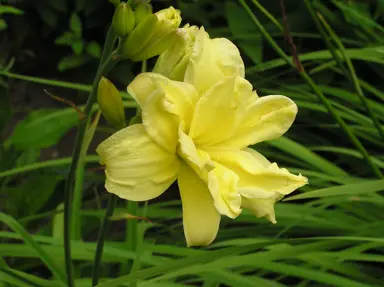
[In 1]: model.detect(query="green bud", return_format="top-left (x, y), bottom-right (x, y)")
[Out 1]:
top-left (112, 2), bottom-right (135, 37)
top-left (134, 2), bottom-right (153, 26)
top-left (123, 6), bottom-right (181, 62)
top-left (153, 24), bottom-right (198, 81)
top-left (97, 77), bottom-right (126, 129)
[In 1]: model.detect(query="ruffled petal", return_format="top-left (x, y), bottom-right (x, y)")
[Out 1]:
top-left (208, 163), bottom-right (242, 219)
top-left (185, 28), bottom-right (245, 95)
top-left (207, 148), bottom-right (308, 199)
top-left (128, 73), bottom-right (199, 153)
top-left (218, 95), bottom-right (298, 149)
top-left (178, 161), bottom-right (221, 246)
top-left (96, 124), bottom-right (179, 201)
top-left (242, 195), bottom-right (281, 224)
top-left (189, 76), bottom-right (245, 146)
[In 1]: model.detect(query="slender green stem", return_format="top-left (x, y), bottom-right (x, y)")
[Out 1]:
top-left (91, 194), bottom-right (118, 286)
top-left (251, 0), bottom-right (283, 31)
top-left (237, 0), bottom-right (383, 179)
top-left (63, 26), bottom-right (119, 287)
top-left (0, 70), bottom-right (91, 92)
top-left (70, 25), bottom-right (118, 243)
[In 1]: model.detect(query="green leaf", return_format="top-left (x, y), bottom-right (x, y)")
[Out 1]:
top-left (266, 136), bottom-right (349, 176)
top-left (0, 212), bottom-right (66, 282)
top-left (55, 32), bottom-right (77, 46)
top-left (225, 1), bottom-right (262, 64)
top-left (36, 3), bottom-right (57, 28)
top-left (0, 267), bottom-right (64, 287)
top-left (71, 39), bottom-right (85, 55)
top-left (0, 19), bottom-right (7, 30)
top-left (5, 173), bottom-right (61, 217)
top-left (285, 179), bottom-right (384, 201)
top-left (15, 149), bottom-right (40, 168)
top-left (10, 109), bottom-right (80, 150)
top-left (86, 41), bottom-right (101, 58)
top-left (0, 5), bottom-right (24, 15)
top-left (58, 55), bottom-right (90, 71)
top-left (70, 13), bottom-right (82, 36)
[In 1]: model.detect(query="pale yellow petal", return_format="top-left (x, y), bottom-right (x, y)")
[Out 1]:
top-left (218, 95), bottom-right (298, 149)
top-left (242, 196), bottom-right (281, 224)
top-left (211, 38), bottom-right (245, 77)
top-left (207, 148), bottom-right (308, 199)
top-left (127, 72), bottom-right (198, 127)
top-left (142, 90), bottom-right (179, 153)
top-left (189, 76), bottom-right (244, 146)
top-left (178, 125), bottom-right (214, 173)
top-left (208, 163), bottom-right (241, 219)
top-left (184, 28), bottom-right (245, 95)
top-left (178, 161), bottom-right (221, 247)
top-left (96, 124), bottom-right (179, 201)
top-left (129, 73), bottom-right (199, 153)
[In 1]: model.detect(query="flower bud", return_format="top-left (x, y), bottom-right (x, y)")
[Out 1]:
top-left (112, 2), bottom-right (135, 37)
top-left (134, 2), bottom-right (153, 26)
top-left (153, 24), bottom-right (198, 81)
top-left (97, 77), bottom-right (126, 129)
top-left (123, 6), bottom-right (181, 62)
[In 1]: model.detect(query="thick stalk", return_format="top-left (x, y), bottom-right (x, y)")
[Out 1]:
top-left (63, 26), bottom-right (118, 287)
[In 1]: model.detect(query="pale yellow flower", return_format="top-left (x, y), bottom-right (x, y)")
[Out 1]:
top-left (97, 33), bottom-right (307, 247)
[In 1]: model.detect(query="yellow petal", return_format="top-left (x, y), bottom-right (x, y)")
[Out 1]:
top-left (185, 28), bottom-right (245, 94)
top-left (141, 90), bottom-right (179, 153)
top-left (128, 73), bottom-right (198, 126)
top-left (208, 148), bottom-right (308, 199)
top-left (178, 161), bottom-right (221, 246)
top-left (178, 125), bottom-right (214, 173)
top-left (96, 124), bottom-right (179, 201)
top-left (242, 195), bottom-right (281, 224)
top-left (208, 163), bottom-right (241, 219)
top-left (218, 95), bottom-right (298, 149)
top-left (211, 38), bottom-right (245, 77)
top-left (189, 76), bottom-right (244, 146)
top-left (128, 73), bottom-right (199, 153)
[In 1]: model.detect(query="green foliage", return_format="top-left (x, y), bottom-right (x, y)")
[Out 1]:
top-left (1, 0), bottom-right (384, 286)
top-left (10, 109), bottom-right (80, 150)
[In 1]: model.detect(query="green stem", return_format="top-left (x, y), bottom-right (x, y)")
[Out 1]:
top-left (237, 0), bottom-right (383, 179)
top-left (63, 27), bottom-right (119, 287)
top-left (70, 25), bottom-right (118, 243)
top-left (91, 194), bottom-right (118, 286)
top-left (251, 0), bottom-right (283, 31)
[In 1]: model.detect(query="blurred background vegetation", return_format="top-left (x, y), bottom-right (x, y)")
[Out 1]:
top-left (1, 0), bottom-right (384, 286)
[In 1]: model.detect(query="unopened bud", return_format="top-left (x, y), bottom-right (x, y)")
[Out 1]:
top-left (154, 25), bottom-right (198, 81)
top-left (134, 2), bottom-right (153, 26)
top-left (112, 2), bottom-right (135, 37)
top-left (97, 77), bottom-right (126, 129)
top-left (123, 6), bottom-right (181, 61)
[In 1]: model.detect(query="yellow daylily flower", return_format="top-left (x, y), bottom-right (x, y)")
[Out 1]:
top-left (97, 33), bottom-right (307, 247)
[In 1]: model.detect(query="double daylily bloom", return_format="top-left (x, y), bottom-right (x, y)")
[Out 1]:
top-left (97, 27), bottom-right (308, 246)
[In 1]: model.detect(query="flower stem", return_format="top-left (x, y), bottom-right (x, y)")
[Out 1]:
top-left (63, 26), bottom-right (118, 287)
top-left (91, 194), bottom-right (118, 286)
